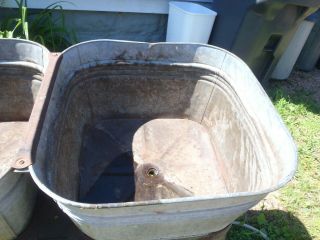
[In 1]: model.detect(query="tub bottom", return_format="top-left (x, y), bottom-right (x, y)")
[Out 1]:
top-left (78, 118), bottom-right (228, 204)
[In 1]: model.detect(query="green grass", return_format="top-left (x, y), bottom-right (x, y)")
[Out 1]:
top-left (275, 89), bottom-right (320, 239)
top-left (227, 82), bottom-right (320, 240)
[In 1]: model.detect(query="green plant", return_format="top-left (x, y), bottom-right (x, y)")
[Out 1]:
top-left (0, 0), bottom-right (77, 51)
top-left (0, 0), bottom-right (29, 39)
top-left (28, 1), bottom-right (77, 51)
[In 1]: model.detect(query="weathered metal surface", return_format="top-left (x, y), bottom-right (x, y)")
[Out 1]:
top-left (0, 173), bottom-right (37, 240)
top-left (13, 53), bottom-right (62, 169)
top-left (26, 40), bottom-right (297, 240)
top-left (0, 123), bottom-right (28, 179)
top-left (0, 39), bottom-right (49, 240)
top-left (0, 66), bottom-right (41, 122)
top-left (133, 119), bottom-right (227, 201)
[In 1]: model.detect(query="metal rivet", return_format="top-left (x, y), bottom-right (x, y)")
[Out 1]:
top-left (18, 159), bottom-right (25, 165)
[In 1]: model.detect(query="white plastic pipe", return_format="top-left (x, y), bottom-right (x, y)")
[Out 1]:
top-left (272, 20), bottom-right (315, 80)
top-left (166, 1), bottom-right (217, 43)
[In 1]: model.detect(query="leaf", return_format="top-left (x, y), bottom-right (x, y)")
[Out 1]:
top-left (6, 30), bottom-right (13, 38)
top-left (257, 213), bottom-right (267, 226)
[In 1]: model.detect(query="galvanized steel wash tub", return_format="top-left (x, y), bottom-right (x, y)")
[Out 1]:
top-left (25, 40), bottom-right (297, 240)
top-left (0, 39), bottom-right (49, 239)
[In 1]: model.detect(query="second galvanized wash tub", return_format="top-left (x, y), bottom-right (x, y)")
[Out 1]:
top-left (0, 39), bottom-right (49, 240)
top-left (22, 40), bottom-right (297, 240)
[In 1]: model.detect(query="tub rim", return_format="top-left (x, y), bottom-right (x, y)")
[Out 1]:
top-left (0, 38), bottom-right (50, 72)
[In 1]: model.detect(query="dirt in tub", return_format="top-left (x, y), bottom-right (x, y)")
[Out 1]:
top-left (78, 119), bottom-right (228, 203)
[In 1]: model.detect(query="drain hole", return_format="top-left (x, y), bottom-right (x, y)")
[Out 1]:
top-left (146, 168), bottom-right (158, 177)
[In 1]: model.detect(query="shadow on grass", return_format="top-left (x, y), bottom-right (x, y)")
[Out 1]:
top-left (18, 192), bottom-right (93, 240)
top-left (227, 210), bottom-right (312, 240)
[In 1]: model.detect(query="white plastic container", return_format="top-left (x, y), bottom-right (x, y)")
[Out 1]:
top-left (272, 20), bottom-right (315, 80)
top-left (166, 2), bottom-right (217, 43)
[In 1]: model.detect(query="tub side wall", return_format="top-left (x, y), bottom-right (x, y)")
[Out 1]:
top-left (48, 82), bottom-right (92, 200)
top-left (218, 53), bottom-right (297, 185)
top-left (0, 39), bottom-right (48, 67)
top-left (201, 81), bottom-right (273, 193)
top-left (0, 66), bottom-right (42, 121)
top-left (59, 193), bottom-right (266, 240)
top-left (0, 171), bottom-right (37, 239)
top-left (0, 39), bottom-right (49, 121)
top-left (33, 46), bottom-right (84, 200)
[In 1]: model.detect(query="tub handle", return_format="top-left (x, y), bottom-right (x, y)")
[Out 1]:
top-left (12, 53), bottom-right (62, 169)
top-left (13, 169), bottom-right (30, 174)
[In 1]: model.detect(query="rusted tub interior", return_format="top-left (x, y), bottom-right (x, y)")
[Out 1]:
top-left (0, 65), bottom-right (41, 172)
top-left (0, 39), bottom-right (49, 239)
top-left (0, 40), bottom-right (47, 178)
top-left (34, 54), bottom-right (290, 204)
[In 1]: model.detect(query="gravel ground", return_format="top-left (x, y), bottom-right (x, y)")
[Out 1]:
top-left (272, 69), bottom-right (320, 105)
